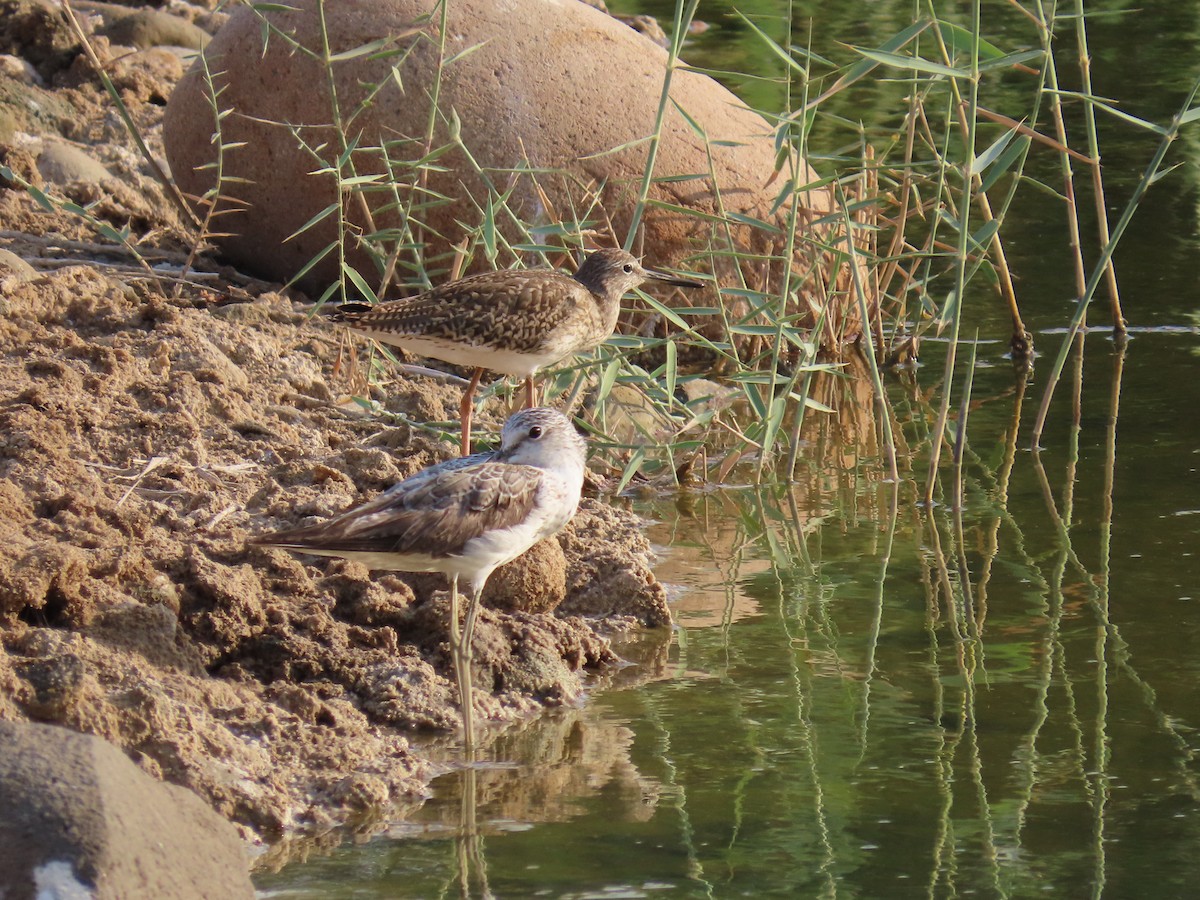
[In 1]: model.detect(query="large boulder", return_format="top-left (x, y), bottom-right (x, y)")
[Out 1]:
top-left (163, 0), bottom-right (840, 320)
top-left (0, 721), bottom-right (254, 899)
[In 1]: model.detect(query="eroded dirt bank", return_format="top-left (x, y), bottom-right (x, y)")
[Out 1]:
top-left (0, 261), bottom-right (669, 843)
top-left (0, 0), bottom-right (672, 848)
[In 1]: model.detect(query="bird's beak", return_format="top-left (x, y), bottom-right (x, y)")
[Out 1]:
top-left (643, 266), bottom-right (705, 289)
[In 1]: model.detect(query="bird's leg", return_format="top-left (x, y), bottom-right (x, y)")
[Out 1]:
top-left (456, 765), bottom-right (488, 896)
top-left (459, 367), bottom-right (485, 456)
top-left (447, 573), bottom-right (476, 753)
top-left (524, 376), bottom-right (536, 409)
top-left (457, 583), bottom-right (484, 757)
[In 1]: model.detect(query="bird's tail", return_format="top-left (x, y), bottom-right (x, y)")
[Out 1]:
top-left (247, 521), bottom-right (341, 550)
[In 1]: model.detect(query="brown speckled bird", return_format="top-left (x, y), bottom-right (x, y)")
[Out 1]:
top-left (337, 248), bottom-right (702, 455)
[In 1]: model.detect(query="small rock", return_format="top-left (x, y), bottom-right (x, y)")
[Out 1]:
top-left (0, 248), bottom-right (38, 283)
top-left (614, 14), bottom-right (668, 48)
top-left (0, 53), bottom-right (43, 85)
top-left (36, 141), bottom-right (111, 185)
top-left (170, 333), bottom-right (251, 389)
top-left (100, 9), bottom-right (211, 51)
top-left (0, 721), bottom-right (254, 899)
top-left (559, 500), bottom-right (671, 626)
top-left (13, 654), bottom-right (88, 719)
top-left (677, 376), bottom-right (738, 413)
top-left (482, 538), bottom-right (567, 614)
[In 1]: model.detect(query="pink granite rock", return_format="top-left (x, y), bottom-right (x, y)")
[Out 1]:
top-left (163, 0), bottom-right (847, 334)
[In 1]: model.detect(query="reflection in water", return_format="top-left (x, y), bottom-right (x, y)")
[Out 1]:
top-left (455, 767), bottom-right (491, 899)
top-left (418, 702), bottom-right (670, 897)
top-left (649, 492), bottom-right (773, 628)
top-left (254, 635), bottom-right (674, 897)
top-left (628, 334), bottom-right (1196, 896)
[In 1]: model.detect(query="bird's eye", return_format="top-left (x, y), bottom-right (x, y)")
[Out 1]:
top-left (622, 263), bottom-right (634, 274)
top-left (529, 425), bottom-right (544, 439)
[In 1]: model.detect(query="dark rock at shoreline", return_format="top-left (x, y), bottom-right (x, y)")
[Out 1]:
top-left (0, 720), bottom-right (253, 899)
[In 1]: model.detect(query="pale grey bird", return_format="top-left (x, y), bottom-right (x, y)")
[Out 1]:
top-left (249, 407), bottom-right (587, 751)
top-left (336, 249), bottom-right (702, 455)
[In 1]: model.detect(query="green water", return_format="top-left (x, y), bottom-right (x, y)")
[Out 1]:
top-left (257, 1), bottom-right (1200, 896)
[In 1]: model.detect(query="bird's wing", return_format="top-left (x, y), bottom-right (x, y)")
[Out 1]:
top-left (341, 272), bottom-right (583, 354)
top-left (253, 461), bottom-right (544, 559)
